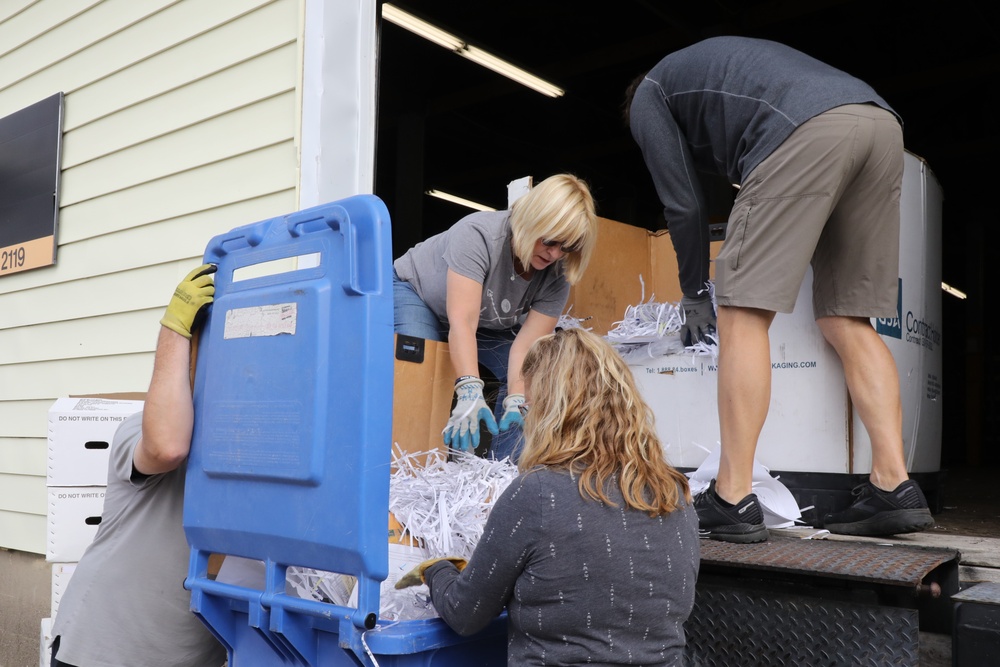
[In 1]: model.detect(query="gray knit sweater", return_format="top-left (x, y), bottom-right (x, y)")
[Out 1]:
top-left (629, 36), bottom-right (900, 299)
top-left (426, 468), bottom-right (700, 666)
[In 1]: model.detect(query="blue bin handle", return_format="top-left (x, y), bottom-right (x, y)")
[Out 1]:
top-left (204, 228), bottom-right (265, 258)
top-left (286, 205), bottom-right (373, 296)
top-left (203, 198), bottom-right (386, 295)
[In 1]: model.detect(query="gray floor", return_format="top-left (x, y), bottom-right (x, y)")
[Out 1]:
top-left (0, 549), bottom-right (50, 667)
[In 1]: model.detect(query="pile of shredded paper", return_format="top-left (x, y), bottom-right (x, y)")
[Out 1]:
top-left (388, 447), bottom-right (520, 560)
top-left (282, 448), bottom-right (520, 621)
top-left (603, 278), bottom-right (718, 361)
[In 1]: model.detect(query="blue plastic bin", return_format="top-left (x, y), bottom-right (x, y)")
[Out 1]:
top-left (182, 196), bottom-right (506, 666)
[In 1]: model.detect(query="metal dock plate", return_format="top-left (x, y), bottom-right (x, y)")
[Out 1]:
top-left (685, 535), bottom-right (960, 667)
top-left (699, 534), bottom-right (958, 587)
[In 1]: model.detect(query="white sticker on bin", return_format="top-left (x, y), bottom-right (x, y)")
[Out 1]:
top-left (224, 303), bottom-right (297, 339)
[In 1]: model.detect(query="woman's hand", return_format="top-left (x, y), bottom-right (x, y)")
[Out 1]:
top-left (442, 377), bottom-right (499, 453)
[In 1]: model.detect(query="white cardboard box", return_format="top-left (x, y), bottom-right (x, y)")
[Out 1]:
top-left (47, 397), bottom-right (143, 486)
top-left (51, 562), bottom-right (78, 618)
top-left (631, 269), bottom-right (850, 474)
top-left (46, 486), bottom-right (106, 563)
top-left (40, 617), bottom-right (52, 667)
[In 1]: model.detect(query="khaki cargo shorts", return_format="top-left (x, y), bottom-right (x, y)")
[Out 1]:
top-left (714, 104), bottom-right (903, 319)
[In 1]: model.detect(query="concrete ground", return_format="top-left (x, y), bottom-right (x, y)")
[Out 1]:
top-left (0, 549), bottom-right (50, 667)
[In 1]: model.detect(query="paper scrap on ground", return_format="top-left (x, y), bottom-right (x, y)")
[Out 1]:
top-left (687, 444), bottom-right (804, 528)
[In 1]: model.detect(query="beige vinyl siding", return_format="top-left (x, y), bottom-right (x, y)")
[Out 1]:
top-left (0, 0), bottom-right (301, 554)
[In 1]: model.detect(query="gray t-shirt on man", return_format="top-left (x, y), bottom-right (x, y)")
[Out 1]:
top-left (51, 412), bottom-right (226, 667)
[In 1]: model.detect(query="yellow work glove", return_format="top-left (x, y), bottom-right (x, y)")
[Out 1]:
top-left (394, 557), bottom-right (468, 590)
top-left (160, 264), bottom-right (217, 339)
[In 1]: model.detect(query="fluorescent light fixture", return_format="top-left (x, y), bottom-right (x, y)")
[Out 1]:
top-left (460, 45), bottom-right (564, 97)
top-left (942, 281), bottom-right (967, 299)
top-left (426, 189), bottom-right (496, 212)
top-left (382, 4), bottom-right (564, 98)
top-left (381, 4), bottom-right (463, 50)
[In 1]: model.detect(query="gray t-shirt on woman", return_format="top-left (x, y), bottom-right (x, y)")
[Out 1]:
top-left (393, 210), bottom-right (570, 330)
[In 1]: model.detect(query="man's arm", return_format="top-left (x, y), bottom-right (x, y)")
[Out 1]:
top-left (133, 327), bottom-right (196, 475)
top-left (630, 86), bottom-right (711, 298)
top-left (133, 264), bottom-right (216, 475)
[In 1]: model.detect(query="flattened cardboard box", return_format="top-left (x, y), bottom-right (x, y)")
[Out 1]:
top-left (48, 397), bottom-right (144, 487)
top-left (391, 335), bottom-right (452, 461)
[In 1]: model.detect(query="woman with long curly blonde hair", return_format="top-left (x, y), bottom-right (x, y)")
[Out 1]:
top-left (419, 328), bottom-right (700, 666)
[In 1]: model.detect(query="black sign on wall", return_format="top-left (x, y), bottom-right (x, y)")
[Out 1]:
top-left (0, 92), bottom-right (64, 277)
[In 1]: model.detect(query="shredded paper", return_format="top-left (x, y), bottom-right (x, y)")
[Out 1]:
top-left (389, 447), bottom-right (520, 560)
top-left (603, 277), bottom-right (719, 361)
top-left (280, 448), bottom-right (519, 622)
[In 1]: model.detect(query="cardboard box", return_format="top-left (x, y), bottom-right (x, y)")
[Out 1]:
top-left (566, 217), bottom-right (722, 335)
top-left (391, 335), bottom-right (453, 461)
top-left (39, 617), bottom-right (52, 667)
top-left (51, 562), bottom-right (77, 618)
top-left (630, 270), bottom-right (851, 473)
top-left (46, 486), bottom-right (106, 563)
top-left (47, 397), bottom-right (144, 486)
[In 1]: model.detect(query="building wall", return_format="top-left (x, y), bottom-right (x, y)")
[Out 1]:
top-left (0, 0), bottom-right (302, 554)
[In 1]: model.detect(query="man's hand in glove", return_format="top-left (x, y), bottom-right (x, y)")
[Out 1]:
top-left (442, 377), bottom-right (499, 453)
top-left (160, 264), bottom-right (217, 339)
top-left (679, 294), bottom-right (717, 346)
top-left (395, 557), bottom-right (468, 590)
top-left (497, 393), bottom-right (526, 432)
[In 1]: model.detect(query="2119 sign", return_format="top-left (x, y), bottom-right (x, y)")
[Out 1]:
top-left (0, 236), bottom-right (55, 277)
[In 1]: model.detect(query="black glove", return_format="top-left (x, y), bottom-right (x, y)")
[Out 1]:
top-left (680, 294), bottom-right (717, 346)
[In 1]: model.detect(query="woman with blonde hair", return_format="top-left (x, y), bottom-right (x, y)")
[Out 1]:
top-left (393, 173), bottom-right (598, 461)
top-left (400, 328), bottom-right (700, 666)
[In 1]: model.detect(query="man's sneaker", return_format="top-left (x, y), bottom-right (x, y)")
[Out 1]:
top-left (823, 479), bottom-right (935, 536)
top-left (695, 479), bottom-right (768, 543)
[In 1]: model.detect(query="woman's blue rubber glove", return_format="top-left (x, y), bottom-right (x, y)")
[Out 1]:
top-left (498, 393), bottom-right (526, 432)
top-left (442, 377), bottom-right (498, 453)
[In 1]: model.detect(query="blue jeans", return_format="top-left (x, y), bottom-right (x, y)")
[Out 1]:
top-left (393, 271), bottom-right (524, 461)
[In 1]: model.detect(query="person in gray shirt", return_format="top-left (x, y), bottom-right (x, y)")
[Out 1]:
top-left (393, 173), bottom-right (598, 462)
top-left (50, 265), bottom-right (225, 667)
top-left (626, 36), bottom-right (933, 542)
top-left (399, 327), bottom-right (700, 666)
